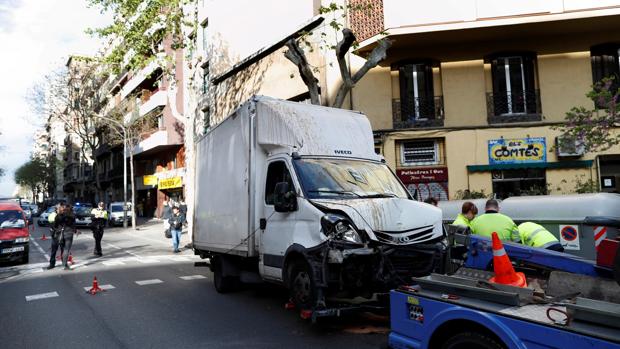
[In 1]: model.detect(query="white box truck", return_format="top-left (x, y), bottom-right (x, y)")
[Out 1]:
top-left (193, 96), bottom-right (446, 309)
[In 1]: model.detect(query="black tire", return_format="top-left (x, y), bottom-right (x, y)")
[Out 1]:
top-left (20, 252), bottom-right (29, 265)
top-left (441, 331), bottom-right (504, 349)
top-left (213, 257), bottom-right (238, 293)
top-left (288, 259), bottom-right (317, 310)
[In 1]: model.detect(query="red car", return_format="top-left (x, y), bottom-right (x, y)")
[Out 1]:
top-left (0, 202), bottom-right (30, 264)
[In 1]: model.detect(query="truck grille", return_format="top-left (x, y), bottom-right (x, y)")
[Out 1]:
top-left (375, 225), bottom-right (436, 245)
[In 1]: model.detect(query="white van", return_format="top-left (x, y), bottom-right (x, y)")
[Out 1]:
top-left (108, 202), bottom-right (132, 226)
top-left (193, 96), bottom-right (445, 309)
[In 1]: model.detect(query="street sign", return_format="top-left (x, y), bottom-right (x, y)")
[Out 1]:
top-left (559, 225), bottom-right (580, 250)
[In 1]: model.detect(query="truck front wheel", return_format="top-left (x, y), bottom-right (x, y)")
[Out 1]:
top-left (288, 260), bottom-right (317, 310)
top-left (441, 331), bottom-right (505, 349)
top-left (213, 257), bottom-right (238, 293)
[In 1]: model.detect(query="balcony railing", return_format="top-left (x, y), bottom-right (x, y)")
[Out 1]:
top-left (486, 89), bottom-right (542, 124)
top-left (392, 97), bottom-right (444, 129)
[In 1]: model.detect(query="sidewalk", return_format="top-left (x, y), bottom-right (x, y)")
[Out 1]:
top-left (108, 217), bottom-right (193, 253)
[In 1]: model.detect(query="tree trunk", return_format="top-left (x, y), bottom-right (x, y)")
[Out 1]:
top-left (284, 39), bottom-right (321, 105)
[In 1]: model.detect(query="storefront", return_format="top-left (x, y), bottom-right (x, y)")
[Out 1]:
top-left (397, 167), bottom-right (449, 201)
top-left (138, 168), bottom-right (186, 218)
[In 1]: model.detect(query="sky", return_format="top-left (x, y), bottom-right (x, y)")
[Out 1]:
top-left (0, 0), bottom-right (111, 197)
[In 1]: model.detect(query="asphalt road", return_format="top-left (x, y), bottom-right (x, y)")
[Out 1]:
top-left (0, 219), bottom-right (389, 349)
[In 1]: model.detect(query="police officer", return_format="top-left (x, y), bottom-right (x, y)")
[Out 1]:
top-left (47, 203), bottom-right (77, 270)
top-left (452, 201), bottom-right (478, 229)
top-left (516, 222), bottom-right (564, 252)
top-left (91, 202), bottom-right (108, 257)
top-left (470, 199), bottom-right (518, 241)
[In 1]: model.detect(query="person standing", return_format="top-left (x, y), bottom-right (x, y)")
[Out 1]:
top-left (47, 203), bottom-right (77, 270)
top-left (168, 206), bottom-right (185, 253)
top-left (516, 222), bottom-right (564, 252)
top-left (452, 201), bottom-right (478, 229)
top-left (90, 202), bottom-right (108, 257)
top-left (470, 199), bottom-right (518, 241)
top-left (161, 199), bottom-right (172, 235)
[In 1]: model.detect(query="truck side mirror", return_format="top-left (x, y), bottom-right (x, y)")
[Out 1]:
top-left (274, 182), bottom-right (296, 213)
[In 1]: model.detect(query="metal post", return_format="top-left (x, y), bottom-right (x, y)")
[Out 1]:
top-left (123, 129), bottom-right (128, 229)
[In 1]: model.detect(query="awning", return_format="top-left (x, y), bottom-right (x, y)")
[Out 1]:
top-left (467, 160), bottom-right (593, 172)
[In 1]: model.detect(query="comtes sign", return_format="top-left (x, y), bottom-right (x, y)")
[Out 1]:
top-left (488, 137), bottom-right (546, 164)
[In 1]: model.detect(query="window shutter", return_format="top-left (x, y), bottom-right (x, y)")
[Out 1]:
top-left (491, 58), bottom-right (508, 115)
top-left (399, 64), bottom-right (415, 121)
top-left (523, 54), bottom-right (537, 114)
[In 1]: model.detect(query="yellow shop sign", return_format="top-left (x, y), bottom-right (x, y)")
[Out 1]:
top-left (488, 137), bottom-right (546, 164)
top-left (158, 176), bottom-right (183, 190)
top-left (143, 175), bottom-right (158, 186)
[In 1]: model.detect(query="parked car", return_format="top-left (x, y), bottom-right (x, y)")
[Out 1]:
top-left (0, 202), bottom-right (30, 264)
top-left (28, 204), bottom-right (40, 217)
top-left (20, 205), bottom-right (33, 224)
top-left (38, 206), bottom-right (55, 227)
top-left (74, 206), bottom-right (93, 228)
top-left (108, 202), bottom-right (132, 226)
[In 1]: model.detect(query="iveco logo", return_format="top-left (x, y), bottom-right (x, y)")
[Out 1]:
top-left (397, 236), bottom-right (411, 243)
top-left (334, 150), bottom-right (352, 155)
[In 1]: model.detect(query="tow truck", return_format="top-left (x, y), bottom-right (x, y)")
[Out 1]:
top-left (388, 231), bottom-right (620, 349)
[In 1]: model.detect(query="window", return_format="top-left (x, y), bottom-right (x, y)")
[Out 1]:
top-left (401, 140), bottom-right (439, 166)
top-left (591, 44), bottom-right (620, 95)
top-left (488, 53), bottom-right (540, 120)
top-left (202, 107), bottom-right (210, 133)
top-left (73, 152), bottom-right (79, 161)
top-left (264, 161), bottom-right (294, 205)
top-left (201, 18), bottom-right (208, 54)
top-left (399, 62), bottom-right (435, 120)
top-left (202, 63), bottom-right (209, 95)
top-left (492, 169), bottom-right (546, 199)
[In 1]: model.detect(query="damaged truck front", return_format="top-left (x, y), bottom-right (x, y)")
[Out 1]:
top-left (192, 96), bottom-right (447, 310)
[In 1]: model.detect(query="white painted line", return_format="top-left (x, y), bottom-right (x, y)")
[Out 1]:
top-left (26, 292), bottom-right (59, 301)
top-left (135, 279), bottom-right (163, 286)
top-left (69, 263), bottom-right (88, 270)
top-left (102, 260), bottom-right (125, 266)
top-left (179, 275), bottom-right (207, 280)
top-left (136, 258), bottom-right (159, 264)
top-left (30, 236), bottom-right (50, 260)
top-left (83, 284), bottom-right (116, 291)
top-left (168, 256), bottom-right (190, 262)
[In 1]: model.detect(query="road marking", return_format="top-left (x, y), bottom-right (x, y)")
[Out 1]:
top-left (102, 260), bottom-right (125, 266)
top-left (69, 263), bottom-right (88, 270)
top-left (168, 256), bottom-right (190, 262)
top-left (83, 284), bottom-right (116, 291)
top-left (26, 292), bottom-right (59, 301)
top-left (136, 258), bottom-right (159, 264)
top-left (179, 275), bottom-right (206, 280)
top-left (135, 279), bottom-right (163, 286)
top-left (30, 235), bottom-right (50, 260)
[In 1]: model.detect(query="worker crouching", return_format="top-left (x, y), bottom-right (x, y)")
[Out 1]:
top-left (515, 222), bottom-right (564, 252)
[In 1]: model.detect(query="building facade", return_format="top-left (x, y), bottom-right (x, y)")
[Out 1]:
top-left (348, 0), bottom-right (620, 200)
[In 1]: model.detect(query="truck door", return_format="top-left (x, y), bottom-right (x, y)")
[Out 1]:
top-left (260, 160), bottom-right (296, 280)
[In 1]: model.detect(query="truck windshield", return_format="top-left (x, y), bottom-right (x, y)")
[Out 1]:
top-left (294, 158), bottom-right (409, 199)
top-left (0, 210), bottom-right (26, 229)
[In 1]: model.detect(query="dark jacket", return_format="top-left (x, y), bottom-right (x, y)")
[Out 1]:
top-left (168, 213), bottom-right (186, 230)
top-left (162, 205), bottom-right (172, 219)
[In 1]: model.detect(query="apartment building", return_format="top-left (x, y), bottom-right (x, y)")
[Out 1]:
top-left (345, 0), bottom-right (620, 200)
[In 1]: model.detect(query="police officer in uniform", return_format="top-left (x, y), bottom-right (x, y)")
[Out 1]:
top-left (91, 202), bottom-right (108, 257)
top-left (516, 222), bottom-right (564, 252)
top-left (47, 203), bottom-right (77, 270)
top-left (470, 199), bottom-right (518, 241)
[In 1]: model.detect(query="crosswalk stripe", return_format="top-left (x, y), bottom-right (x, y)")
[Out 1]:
top-left (26, 292), bottom-right (59, 301)
top-left (135, 279), bottom-right (163, 285)
top-left (179, 275), bottom-right (207, 280)
top-left (102, 260), bottom-right (125, 266)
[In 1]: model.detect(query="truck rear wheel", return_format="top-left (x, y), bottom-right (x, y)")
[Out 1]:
top-left (288, 260), bottom-right (317, 310)
top-left (213, 257), bottom-right (238, 293)
top-left (441, 331), bottom-right (504, 349)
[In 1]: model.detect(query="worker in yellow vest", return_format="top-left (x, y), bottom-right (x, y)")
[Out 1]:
top-left (516, 222), bottom-right (564, 252)
top-left (90, 202), bottom-right (109, 257)
top-left (452, 201), bottom-right (478, 230)
top-left (470, 199), bottom-right (518, 241)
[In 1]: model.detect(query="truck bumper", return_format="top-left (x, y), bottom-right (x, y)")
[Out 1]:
top-left (389, 332), bottom-right (422, 349)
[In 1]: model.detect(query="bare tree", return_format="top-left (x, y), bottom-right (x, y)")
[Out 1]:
top-left (28, 58), bottom-right (110, 200)
top-left (284, 3), bottom-right (391, 108)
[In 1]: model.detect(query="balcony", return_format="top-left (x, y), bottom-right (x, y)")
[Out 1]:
top-left (138, 88), bottom-right (166, 117)
top-left (486, 90), bottom-right (542, 124)
top-left (392, 97), bottom-right (444, 129)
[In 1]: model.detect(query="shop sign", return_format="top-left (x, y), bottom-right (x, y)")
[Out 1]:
top-left (397, 167), bottom-right (448, 183)
top-left (488, 137), bottom-right (546, 164)
top-left (397, 167), bottom-right (449, 201)
top-left (143, 175), bottom-right (158, 186)
top-left (158, 176), bottom-right (183, 190)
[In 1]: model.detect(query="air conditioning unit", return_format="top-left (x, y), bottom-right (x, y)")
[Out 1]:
top-left (556, 136), bottom-right (585, 158)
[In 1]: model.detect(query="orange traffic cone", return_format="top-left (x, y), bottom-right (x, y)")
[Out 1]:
top-left (488, 232), bottom-right (527, 288)
top-left (67, 254), bottom-right (74, 265)
top-left (86, 276), bottom-right (104, 295)
top-left (40, 233), bottom-right (48, 241)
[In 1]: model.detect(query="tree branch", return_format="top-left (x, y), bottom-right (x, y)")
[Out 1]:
top-left (284, 38), bottom-right (321, 105)
top-left (332, 38), bottom-right (392, 108)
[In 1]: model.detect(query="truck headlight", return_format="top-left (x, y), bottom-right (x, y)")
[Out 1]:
top-left (321, 214), bottom-right (363, 244)
top-left (15, 237), bottom-right (29, 243)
